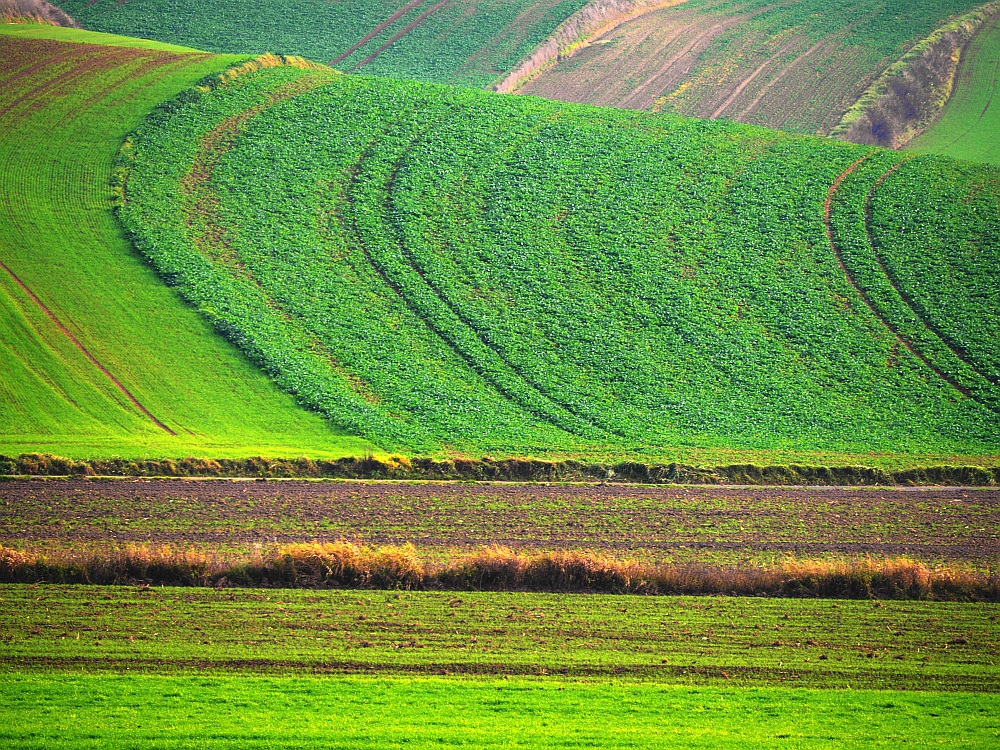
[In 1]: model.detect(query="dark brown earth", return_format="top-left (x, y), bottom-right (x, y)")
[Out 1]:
top-left (2, 479), bottom-right (997, 564)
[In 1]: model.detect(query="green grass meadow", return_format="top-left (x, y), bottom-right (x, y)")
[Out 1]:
top-left (910, 13), bottom-right (1000, 164)
top-left (0, 25), bottom-right (376, 460)
top-left (3, 674), bottom-right (999, 749)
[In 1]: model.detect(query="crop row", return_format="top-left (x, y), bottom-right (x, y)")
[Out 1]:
top-left (629, 0), bottom-right (985, 134)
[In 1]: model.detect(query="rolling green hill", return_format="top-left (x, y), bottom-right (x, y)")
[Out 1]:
top-left (50, 0), bottom-right (590, 88)
top-left (0, 25), bottom-right (376, 459)
top-left (909, 11), bottom-right (1000, 163)
top-left (116, 60), bottom-right (1000, 460)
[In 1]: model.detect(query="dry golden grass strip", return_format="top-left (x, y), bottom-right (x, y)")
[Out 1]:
top-left (2, 543), bottom-right (996, 600)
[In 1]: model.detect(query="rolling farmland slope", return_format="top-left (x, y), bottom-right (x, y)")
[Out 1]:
top-left (117, 61), bottom-right (1000, 460)
top-left (519, 0), bottom-right (986, 135)
top-left (909, 12), bottom-right (1000, 163)
top-left (51, 0), bottom-right (590, 88)
top-left (0, 26), bottom-right (376, 459)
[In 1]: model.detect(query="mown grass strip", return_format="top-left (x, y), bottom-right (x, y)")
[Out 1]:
top-left (4, 674), bottom-right (999, 748)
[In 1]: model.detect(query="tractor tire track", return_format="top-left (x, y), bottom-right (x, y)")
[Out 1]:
top-left (823, 156), bottom-right (984, 404)
top-left (382, 123), bottom-right (628, 439)
top-left (352, 0), bottom-right (452, 71)
top-left (0, 258), bottom-right (175, 434)
top-left (731, 36), bottom-right (828, 121)
top-left (330, 0), bottom-right (427, 66)
top-left (339, 111), bottom-right (607, 441)
top-left (709, 36), bottom-right (802, 119)
top-left (863, 160), bottom-right (998, 388)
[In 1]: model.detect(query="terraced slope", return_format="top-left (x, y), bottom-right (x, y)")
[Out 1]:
top-left (909, 12), bottom-right (1000, 163)
top-left (520, 0), bottom-right (985, 135)
top-left (51, 0), bottom-right (589, 88)
top-left (117, 62), bottom-right (1000, 460)
top-left (0, 26), bottom-right (376, 459)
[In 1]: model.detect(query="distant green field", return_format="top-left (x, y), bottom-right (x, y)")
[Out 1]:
top-left (6, 675), bottom-right (998, 749)
top-left (51, 0), bottom-right (589, 88)
top-left (0, 26), bottom-right (377, 459)
top-left (118, 61), bottom-right (1000, 458)
top-left (910, 13), bottom-right (1000, 163)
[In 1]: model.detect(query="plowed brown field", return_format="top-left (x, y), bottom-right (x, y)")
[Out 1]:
top-left (520, 1), bottom-right (978, 135)
top-left (3, 479), bottom-right (997, 566)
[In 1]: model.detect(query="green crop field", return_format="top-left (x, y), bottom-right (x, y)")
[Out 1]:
top-left (117, 60), bottom-right (1000, 460)
top-left (3, 585), bottom-right (999, 688)
top-left (51, 0), bottom-right (589, 89)
top-left (3, 13), bottom-right (999, 750)
top-left (0, 25), bottom-right (376, 460)
top-left (909, 12), bottom-right (1000, 164)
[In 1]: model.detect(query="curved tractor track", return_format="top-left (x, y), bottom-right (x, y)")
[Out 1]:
top-left (823, 155), bottom-right (998, 410)
top-left (340, 106), bottom-right (612, 441)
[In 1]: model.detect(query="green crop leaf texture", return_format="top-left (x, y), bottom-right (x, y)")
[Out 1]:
top-left (117, 62), bottom-right (1000, 458)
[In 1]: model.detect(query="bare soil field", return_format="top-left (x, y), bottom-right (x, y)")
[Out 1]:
top-left (3, 479), bottom-right (997, 566)
top-left (520, 0), bottom-right (983, 136)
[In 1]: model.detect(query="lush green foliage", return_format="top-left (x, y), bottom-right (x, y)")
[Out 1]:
top-left (0, 27), bottom-right (376, 459)
top-left (6, 674), bottom-right (999, 749)
top-left (52, 0), bottom-right (589, 88)
top-left (868, 156), bottom-right (1000, 382)
top-left (119, 64), bottom-right (1000, 457)
top-left (910, 13), bottom-right (1000, 163)
top-left (3, 585), bottom-right (998, 689)
top-left (829, 152), bottom-right (1000, 411)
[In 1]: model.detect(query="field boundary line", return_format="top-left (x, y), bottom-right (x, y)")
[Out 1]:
top-left (0, 259), bottom-right (176, 434)
top-left (822, 156), bottom-right (976, 403)
top-left (329, 0), bottom-right (427, 66)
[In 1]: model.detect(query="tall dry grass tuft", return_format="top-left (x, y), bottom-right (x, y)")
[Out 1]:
top-left (0, 0), bottom-right (78, 26)
top-left (259, 542), bottom-right (424, 589)
top-left (217, 53), bottom-right (332, 86)
top-left (1, 544), bottom-right (995, 600)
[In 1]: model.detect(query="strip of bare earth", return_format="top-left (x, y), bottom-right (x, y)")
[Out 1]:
top-left (2, 480), bottom-right (997, 567)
